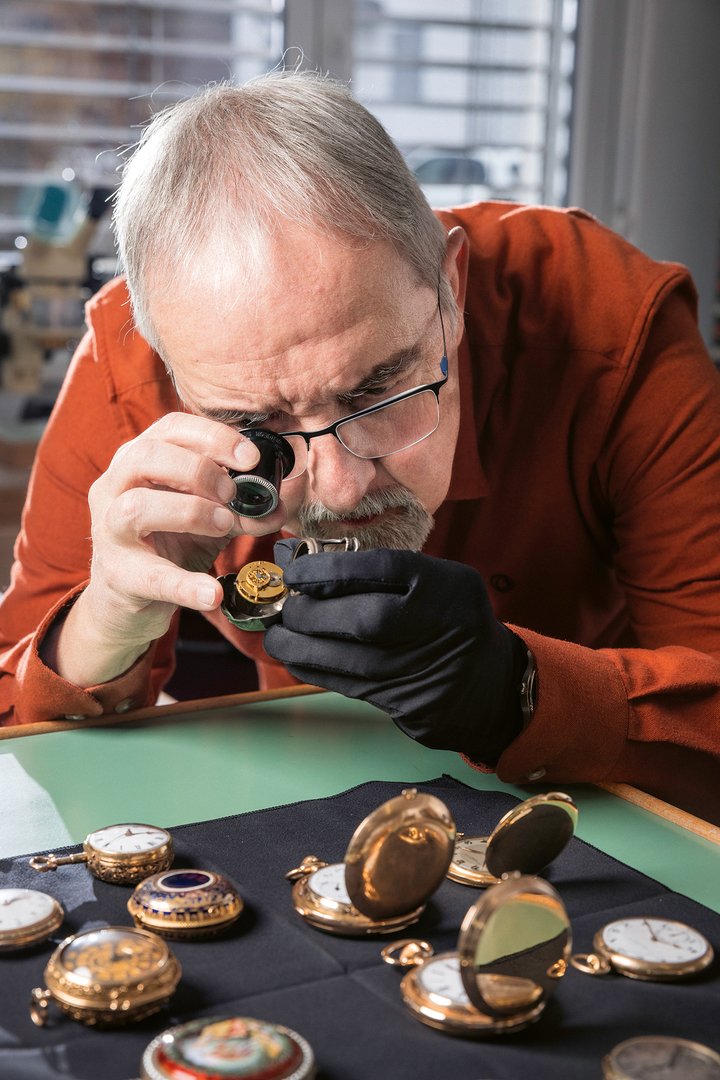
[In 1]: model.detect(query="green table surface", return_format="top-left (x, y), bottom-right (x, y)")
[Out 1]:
top-left (1, 690), bottom-right (718, 913)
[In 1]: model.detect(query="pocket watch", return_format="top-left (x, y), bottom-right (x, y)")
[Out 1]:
top-left (382, 873), bottom-right (571, 1037)
top-left (140, 1015), bottom-right (316, 1080)
top-left (30, 925), bottom-right (181, 1027)
top-left (219, 537), bottom-right (359, 630)
top-left (0, 888), bottom-right (64, 951)
top-left (603, 1036), bottom-right (720, 1079)
top-left (286, 788), bottom-right (456, 936)
top-left (447, 792), bottom-right (578, 887)
top-left (29, 823), bottom-right (173, 885)
top-left (128, 869), bottom-right (244, 939)
top-left (571, 916), bottom-right (714, 981)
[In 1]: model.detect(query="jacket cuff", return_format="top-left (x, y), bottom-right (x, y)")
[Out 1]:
top-left (14, 583), bottom-right (156, 723)
top-left (465, 626), bottom-right (630, 785)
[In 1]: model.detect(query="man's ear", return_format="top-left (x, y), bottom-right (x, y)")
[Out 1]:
top-left (443, 226), bottom-right (469, 343)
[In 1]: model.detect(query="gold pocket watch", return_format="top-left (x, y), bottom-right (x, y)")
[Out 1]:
top-left (603, 1036), bottom-right (720, 1079)
top-left (30, 925), bottom-right (181, 1027)
top-left (30, 823), bottom-right (173, 885)
top-left (140, 1015), bottom-right (316, 1080)
top-left (0, 888), bottom-right (64, 951)
top-left (128, 869), bottom-right (244, 939)
top-left (571, 916), bottom-right (714, 981)
top-left (286, 788), bottom-right (456, 936)
top-left (219, 537), bottom-right (359, 630)
top-left (382, 873), bottom-right (571, 1037)
top-left (447, 791), bottom-right (578, 887)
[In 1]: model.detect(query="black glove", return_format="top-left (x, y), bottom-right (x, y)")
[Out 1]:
top-left (264, 541), bottom-right (528, 764)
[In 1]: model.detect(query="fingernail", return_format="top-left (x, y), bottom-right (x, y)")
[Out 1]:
top-left (198, 583), bottom-right (217, 607)
top-left (234, 439), bottom-right (260, 468)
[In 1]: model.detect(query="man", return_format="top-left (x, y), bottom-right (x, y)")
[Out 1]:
top-left (1, 73), bottom-right (719, 822)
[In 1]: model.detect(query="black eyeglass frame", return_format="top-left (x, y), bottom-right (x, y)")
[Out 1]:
top-left (278, 297), bottom-right (449, 465)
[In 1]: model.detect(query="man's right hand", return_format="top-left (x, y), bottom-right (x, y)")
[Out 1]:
top-left (41, 413), bottom-right (286, 687)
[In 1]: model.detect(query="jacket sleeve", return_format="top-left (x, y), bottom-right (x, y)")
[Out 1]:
top-left (0, 330), bottom-right (176, 725)
top-left (491, 287), bottom-right (720, 817)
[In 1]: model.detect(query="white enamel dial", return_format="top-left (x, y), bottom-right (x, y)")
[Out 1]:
top-left (0, 889), bottom-right (57, 932)
top-left (416, 955), bottom-right (470, 1005)
top-left (601, 918), bottom-right (710, 965)
top-left (86, 824), bottom-right (170, 856)
top-left (307, 863), bottom-right (351, 905)
top-left (451, 836), bottom-right (489, 873)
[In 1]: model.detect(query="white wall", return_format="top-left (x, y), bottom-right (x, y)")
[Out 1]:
top-left (569, 0), bottom-right (720, 347)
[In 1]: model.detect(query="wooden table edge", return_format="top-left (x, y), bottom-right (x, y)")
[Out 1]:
top-left (598, 781), bottom-right (720, 845)
top-left (0, 684), bottom-right (326, 739)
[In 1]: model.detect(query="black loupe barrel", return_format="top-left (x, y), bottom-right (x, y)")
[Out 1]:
top-left (227, 429), bottom-right (295, 518)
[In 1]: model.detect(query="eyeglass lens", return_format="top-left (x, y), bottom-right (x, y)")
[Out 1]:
top-left (282, 388), bottom-right (441, 480)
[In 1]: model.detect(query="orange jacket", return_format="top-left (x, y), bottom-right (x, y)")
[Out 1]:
top-left (2, 203), bottom-right (720, 820)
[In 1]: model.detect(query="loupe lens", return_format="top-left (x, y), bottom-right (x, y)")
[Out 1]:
top-left (228, 430), bottom-right (295, 519)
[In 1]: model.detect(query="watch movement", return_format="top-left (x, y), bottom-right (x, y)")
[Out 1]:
top-left (30, 925), bottom-right (181, 1027)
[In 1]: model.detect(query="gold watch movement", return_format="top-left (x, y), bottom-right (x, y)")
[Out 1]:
top-left (382, 872), bottom-right (571, 1037)
top-left (447, 792), bottom-right (578, 887)
top-left (30, 925), bottom-right (181, 1027)
top-left (286, 788), bottom-right (456, 936)
top-left (128, 869), bottom-right (244, 939)
top-left (0, 888), bottom-right (64, 951)
top-left (571, 916), bottom-right (714, 981)
top-left (219, 537), bottom-right (360, 631)
top-left (29, 823), bottom-right (174, 885)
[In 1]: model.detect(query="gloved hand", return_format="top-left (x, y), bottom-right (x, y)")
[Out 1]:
top-left (264, 541), bottom-right (529, 764)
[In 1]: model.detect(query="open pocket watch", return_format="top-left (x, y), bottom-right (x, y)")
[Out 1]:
top-left (570, 916), bottom-right (714, 981)
top-left (219, 537), bottom-right (359, 630)
top-left (0, 888), bottom-right (64, 951)
top-left (128, 869), bottom-right (244, 939)
top-left (30, 925), bottom-right (181, 1027)
top-left (447, 792), bottom-right (578, 887)
top-left (382, 873), bottom-right (571, 1037)
top-left (286, 788), bottom-right (456, 935)
top-left (30, 823), bottom-right (173, 885)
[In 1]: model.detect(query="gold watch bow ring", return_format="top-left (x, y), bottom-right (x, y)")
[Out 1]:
top-left (219, 536), bottom-right (360, 631)
top-left (29, 823), bottom-right (174, 885)
top-left (286, 788), bottom-right (456, 935)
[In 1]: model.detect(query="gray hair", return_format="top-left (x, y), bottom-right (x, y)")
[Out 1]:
top-left (112, 71), bottom-right (452, 349)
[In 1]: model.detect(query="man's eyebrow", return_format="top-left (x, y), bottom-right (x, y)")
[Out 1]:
top-left (336, 344), bottom-right (422, 405)
top-left (196, 343), bottom-right (423, 427)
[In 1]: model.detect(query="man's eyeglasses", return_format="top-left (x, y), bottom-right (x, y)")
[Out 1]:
top-left (278, 299), bottom-right (449, 481)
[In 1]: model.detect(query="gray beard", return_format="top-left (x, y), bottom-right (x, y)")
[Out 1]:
top-left (297, 487), bottom-right (434, 551)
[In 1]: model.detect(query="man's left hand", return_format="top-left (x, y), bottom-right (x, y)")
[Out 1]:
top-left (264, 542), bottom-right (528, 763)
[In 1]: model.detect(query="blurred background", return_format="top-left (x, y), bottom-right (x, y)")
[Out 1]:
top-left (0, 0), bottom-right (718, 693)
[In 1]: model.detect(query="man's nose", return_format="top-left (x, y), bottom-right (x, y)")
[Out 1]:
top-left (304, 435), bottom-right (377, 514)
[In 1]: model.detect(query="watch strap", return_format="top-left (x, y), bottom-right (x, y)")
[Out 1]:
top-left (519, 648), bottom-right (537, 727)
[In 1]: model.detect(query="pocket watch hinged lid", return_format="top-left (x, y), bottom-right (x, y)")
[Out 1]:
top-left (344, 788), bottom-right (456, 919)
top-left (457, 873), bottom-right (572, 1017)
top-left (454, 792), bottom-right (577, 884)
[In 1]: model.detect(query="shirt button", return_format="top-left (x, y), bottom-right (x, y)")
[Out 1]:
top-left (526, 768), bottom-right (547, 781)
top-left (114, 698), bottom-right (135, 714)
top-left (63, 713), bottom-right (87, 721)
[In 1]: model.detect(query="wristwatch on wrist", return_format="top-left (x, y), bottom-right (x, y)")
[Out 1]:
top-left (519, 648), bottom-right (537, 726)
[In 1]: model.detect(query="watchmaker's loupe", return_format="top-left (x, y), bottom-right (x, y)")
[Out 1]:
top-left (227, 429), bottom-right (295, 519)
